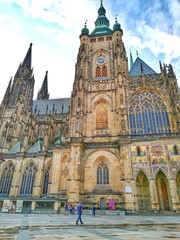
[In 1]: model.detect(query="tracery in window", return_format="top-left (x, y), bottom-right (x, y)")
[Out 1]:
top-left (95, 100), bottom-right (108, 129)
top-left (97, 161), bottom-right (109, 184)
top-left (0, 163), bottom-right (14, 195)
top-left (20, 162), bottom-right (37, 195)
top-left (129, 91), bottom-right (171, 135)
top-left (42, 164), bottom-right (50, 195)
top-left (95, 66), bottom-right (107, 77)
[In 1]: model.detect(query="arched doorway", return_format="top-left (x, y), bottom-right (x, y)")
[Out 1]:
top-left (100, 198), bottom-right (106, 209)
top-left (176, 171), bottom-right (180, 203)
top-left (136, 171), bottom-right (151, 211)
top-left (156, 171), bottom-right (171, 210)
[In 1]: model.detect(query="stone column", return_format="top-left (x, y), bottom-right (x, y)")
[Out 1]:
top-left (67, 142), bottom-right (83, 203)
top-left (149, 179), bottom-right (159, 211)
top-left (49, 151), bottom-right (63, 194)
top-left (9, 158), bottom-right (23, 197)
top-left (33, 158), bottom-right (44, 197)
top-left (169, 179), bottom-right (180, 211)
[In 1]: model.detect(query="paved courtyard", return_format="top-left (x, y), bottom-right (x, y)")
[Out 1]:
top-left (0, 212), bottom-right (180, 239)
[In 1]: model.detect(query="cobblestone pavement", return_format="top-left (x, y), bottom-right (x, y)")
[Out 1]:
top-left (0, 213), bottom-right (180, 239)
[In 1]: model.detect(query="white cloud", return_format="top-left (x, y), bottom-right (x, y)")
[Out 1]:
top-left (0, 0), bottom-right (179, 103)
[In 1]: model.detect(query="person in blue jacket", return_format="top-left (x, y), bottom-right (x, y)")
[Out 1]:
top-left (76, 201), bottom-right (84, 225)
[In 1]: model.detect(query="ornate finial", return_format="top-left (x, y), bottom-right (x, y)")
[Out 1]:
top-left (115, 14), bottom-right (118, 23)
top-left (100, 0), bottom-right (103, 5)
top-left (136, 50), bottom-right (138, 57)
top-left (85, 20), bottom-right (88, 27)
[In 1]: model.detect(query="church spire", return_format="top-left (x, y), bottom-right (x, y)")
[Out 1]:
top-left (2, 77), bottom-right (12, 105)
top-left (90, 0), bottom-right (112, 36)
top-left (37, 71), bottom-right (49, 100)
top-left (130, 51), bottom-right (134, 70)
top-left (22, 43), bottom-right (32, 68)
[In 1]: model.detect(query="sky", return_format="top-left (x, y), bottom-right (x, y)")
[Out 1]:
top-left (0, 0), bottom-right (179, 102)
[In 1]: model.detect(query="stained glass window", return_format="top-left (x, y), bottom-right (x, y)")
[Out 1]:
top-left (97, 161), bottom-right (109, 184)
top-left (20, 162), bottom-right (37, 195)
top-left (0, 163), bottom-right (14, 196)
top-left (129, 91), bottom-right (171, 135)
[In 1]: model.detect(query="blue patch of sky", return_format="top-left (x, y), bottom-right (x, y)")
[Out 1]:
top-left (111, 0), bottom-right (173, 35)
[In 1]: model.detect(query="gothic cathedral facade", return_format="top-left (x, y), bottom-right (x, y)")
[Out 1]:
top-left (0, 1), bottom-right (180, 213)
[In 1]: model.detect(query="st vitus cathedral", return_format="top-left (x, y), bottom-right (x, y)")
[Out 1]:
top-left (0, 1), bottom-right (180, 213)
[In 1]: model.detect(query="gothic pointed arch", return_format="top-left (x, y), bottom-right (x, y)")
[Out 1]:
top-left (42, 163), bottom-right (51, 195)
top-left (95, 99), bottom-right (108, 129)
top-left (156, 170), bottom-right (171, 210)
top-left (129, 90), bottom-right (171, 135)
top-left (0, 162), bottom-right (14, 196)
top-left (136, 171), bottom-right (151, 211)
top-left (20, 162), bottom-right (37, 195)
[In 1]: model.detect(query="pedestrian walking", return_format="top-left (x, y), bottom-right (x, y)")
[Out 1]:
top-left (76, 201), bottom-right (83, 225)
top-left (64, 203), bottom-right (69, 216)
top-left (92, 204), bottom-right (96, 217)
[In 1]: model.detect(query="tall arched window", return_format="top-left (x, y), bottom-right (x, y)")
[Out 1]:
top-left (95, 66), bottom-right (101, 77)
top-left (0, 163), bottom-right (14, 196)
top-left (102, 66), bottom-right (107, 77)
top-left (97, 161), bottom-right (109, 184)
top-left (42, 165), bottom-right (50, 195)
top-left (96, 100), bottom-right (108, 129)
top-left (129, 91), bottom-right (171, 135)
top-left (20, 162), bottom-right (37, 195)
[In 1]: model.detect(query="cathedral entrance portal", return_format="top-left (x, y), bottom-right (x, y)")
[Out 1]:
top-left (100, 198), bottom-right (106, 209)
top-left (156, 171), bottom-right (171, 210)
top-left (136, 172), bottom-right (151, 211)
top-left (176, 171), bottom-right (180, 203)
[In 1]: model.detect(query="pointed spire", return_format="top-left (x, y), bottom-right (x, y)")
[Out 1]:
top-left (136, 50), bottom-right (139, 57)
top-left (22, 43), bottom-right (32, 68)
top-left (90, 0), bottom-right (112, 36)
top-left (37, 71), bottom-right (49, 100)
top-left (98, 0), bottom-right (106, 16)
top-left (2, 77), bottom-right (12, 104)
top-left (130, 51), bottom-right (134, 70)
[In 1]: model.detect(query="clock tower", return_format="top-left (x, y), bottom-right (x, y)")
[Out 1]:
top-left (66, 0), bottom-right (128, 203)
top-left (69, 0), bottom-right (129, 139)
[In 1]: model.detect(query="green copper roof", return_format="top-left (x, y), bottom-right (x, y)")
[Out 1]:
top-left (8, 141), bottom-right (23, 154)
top-left (90, 1), bottom-right (113, 37)
top-left (113, 17), bottom-right (121, 32)
top-left (130, 51), bottom-right (134, 70)
top-left (27, 140), bottom-right (43, 153)
top-left (80, 21), bottom-right (89, 37)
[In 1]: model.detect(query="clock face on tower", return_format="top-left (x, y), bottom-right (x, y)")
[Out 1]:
top-left (96, 55), bottom-right (106, 65)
